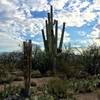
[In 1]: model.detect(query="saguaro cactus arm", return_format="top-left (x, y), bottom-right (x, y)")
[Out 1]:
top-left (50, 5), bottom-right (53, 23)
top-left (55, 20), bottom-right (58, 50)
top-left (45, 20), bottom-right (49, 41)
top-left (42, 29), bottom-right (46, 42)
top-left (42, 29), bottom-right (48, 51)
top-left (59, 22), bottom-right (65, 50)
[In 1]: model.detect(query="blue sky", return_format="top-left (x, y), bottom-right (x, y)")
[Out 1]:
top-left (0, 0), bottom-right (100, 52)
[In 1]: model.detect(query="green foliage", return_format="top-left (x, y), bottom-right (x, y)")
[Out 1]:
top-left (47, 78), bottom-right (75, 99)
top-left (46, 77), bottom-right (100, 99)
top-left (80, 45), bottom-right (100, 75)
top-left (70, 76), bottom-right (100, 93)
top-left (57, 44), bottom-right (100, 78)
top-left (32, 50), bottom-right (50, 75)
top-left (37, 94), bottom-right (54, 100)
top-left (31, 70), bottom-right (42, 78)
top-left (72, 79), bottom-right (97, 93)
top-left (0, 52), bottom-right (23, 84)
top-left (13, 77), bottom-right (23, 81)
top-left (0, 84), bottom-right (21, 99)
top-left (0, 52), bottom-right (21, 72)
top-left (57, 47), bottom-right (83, 78)
top-left (0, 72), bottom-right (15, 84)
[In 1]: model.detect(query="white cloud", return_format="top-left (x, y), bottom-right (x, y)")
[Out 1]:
top-left (50, 0), bottom-right (68, 10)
top-left (54, 10), bottom-right (85, 27)
top-left (0, 0), bottom-right (100, 52)
top-left (51, 0), bottom-right (100, 27)
top-left (0, 32), bottom-right (22, 52)
top-left (16, 0), bottom-right (49, 11)
top-left (91, 28), bottom-right (100, 38)
top-left (87, 23), bottom-right (100, 46)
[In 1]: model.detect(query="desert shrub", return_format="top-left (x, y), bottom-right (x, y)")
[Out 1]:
top-left (47, 78), bottom-right (75, 99)
top-left (57, 50), bottom-right (83, 78)
top-left (11, 71), bottom-right (23, 77)
top-left (69, 76), bottom-right (100, 93)
top-left (0, 84), bottom-right (21, 99)
top-left (0, 54), bottom-right (13, 84)
top-left (32, 50), bottom-right (50, 75)
top-left (57, 62), bottom-right (83, 78)
top-left (0, 52), bottom-right (21, 72)
top-left (31, 70), bottom-right (42, 78)
top-left (37, 94), bottom-right (54, 100)
top-left (57, 44), bottom-right (100, 77)
top-left (46, 77), bottom-right (100, 99)
top-left (73, 79), bottom-right (96, 93)
top-left (13, 77), bottom-right (23, 81)
top-left (80, 45), bottom-right (100, 75)
top-left (0, 71), bottom-right (15, 84)
top-left (0, 52), bottom-right (23, 84)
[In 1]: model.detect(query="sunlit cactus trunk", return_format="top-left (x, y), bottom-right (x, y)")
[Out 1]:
top-left (41, 6), bottom-right (65, 73)
top-left (23, 40), bottom-right (32, 96)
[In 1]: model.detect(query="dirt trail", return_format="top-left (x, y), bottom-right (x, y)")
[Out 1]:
top-left (76, 93), bottom-right (99, 100)
top-left (31, 77), bottom-right (53, 86)
top-left (0, 77), bottom-right (53, 92)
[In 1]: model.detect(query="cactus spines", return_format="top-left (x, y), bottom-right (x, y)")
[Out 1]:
top-left (41, 5), bottom-right (66, 73)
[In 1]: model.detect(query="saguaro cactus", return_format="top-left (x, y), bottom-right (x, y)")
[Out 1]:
top-left (23, 40), bottom-right (32, 96)
top-left (41, 6), bottom-right (65, 73)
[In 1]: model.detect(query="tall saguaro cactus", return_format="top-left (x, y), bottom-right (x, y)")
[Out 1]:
top-left (41, 6), bottom-right (65, 73)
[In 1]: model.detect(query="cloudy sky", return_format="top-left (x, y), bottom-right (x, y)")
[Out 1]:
top-left (0, 0), bottom-right (100, 52)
